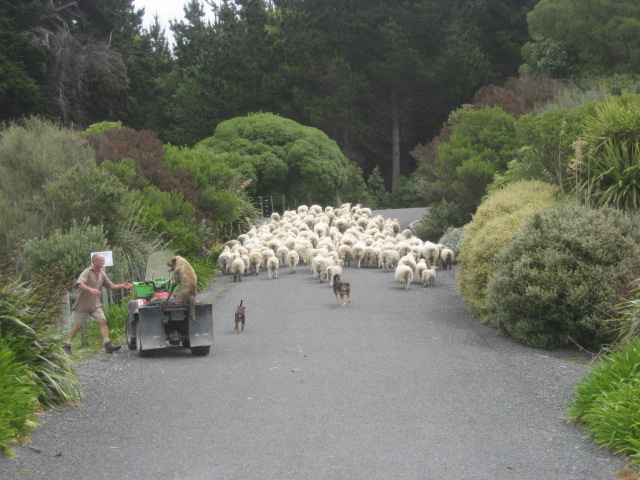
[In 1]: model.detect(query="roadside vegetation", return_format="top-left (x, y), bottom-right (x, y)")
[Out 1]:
top-left (1, 0), bottom-right (639, 472)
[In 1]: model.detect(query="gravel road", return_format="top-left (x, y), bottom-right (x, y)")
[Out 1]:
top-left (0, 208), bottom-right (627, 480)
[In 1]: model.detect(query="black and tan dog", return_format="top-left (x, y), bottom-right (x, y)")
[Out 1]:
top-left (234, 300), bottom-right (246, 333)
top-left (333, 274), bottom-right (351, 307)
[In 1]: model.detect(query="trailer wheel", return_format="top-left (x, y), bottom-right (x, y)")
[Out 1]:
top-left (136, 321), bottom-right (154, 357)
top-left (191, 346), bottom-right (210, 356)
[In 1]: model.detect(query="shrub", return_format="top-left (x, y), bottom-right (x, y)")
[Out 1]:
top-left (487, 205), bottom-right (640, 349)
top-left (457, 180), bottom-right (561, 326)
top-left (438, 227), bottom-right (465, 257)
top-left (414, 200), bottom-right (469, 242)
top-left (566, 338), bottom-right (640, 467)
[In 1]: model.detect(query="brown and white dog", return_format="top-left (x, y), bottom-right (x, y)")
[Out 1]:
top-left (167, 255), bottom-right (197, 323)
top-left (333, 274), bottom-right (351, 307)
top-left (234, 300), bottom-right (246, 333)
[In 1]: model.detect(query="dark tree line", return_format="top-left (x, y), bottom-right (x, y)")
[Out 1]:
top-left (2, 0), bottom-right (539, 189)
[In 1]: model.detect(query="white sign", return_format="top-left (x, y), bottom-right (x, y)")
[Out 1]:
top-left (90, 251), bottom-right (114, 267)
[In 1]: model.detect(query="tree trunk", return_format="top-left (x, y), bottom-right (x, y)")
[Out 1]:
top-left (391, 87), bottom-right (401, 191)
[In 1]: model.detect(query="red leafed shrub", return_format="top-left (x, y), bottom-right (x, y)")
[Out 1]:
top-left (86, 128), bottom-right (198, 206)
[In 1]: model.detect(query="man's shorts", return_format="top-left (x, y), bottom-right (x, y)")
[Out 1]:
top-left (71, 308), bottom-right (106, 326)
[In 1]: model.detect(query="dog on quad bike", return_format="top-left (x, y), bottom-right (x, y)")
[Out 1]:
top-left (167, 255), bottom-right (197, 323)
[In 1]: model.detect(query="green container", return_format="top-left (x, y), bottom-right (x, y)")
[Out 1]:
top-left (133, 280), bottom-right (171, 299)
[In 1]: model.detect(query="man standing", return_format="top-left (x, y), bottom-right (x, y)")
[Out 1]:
top-left (64, 253), bottom-right (133, 354)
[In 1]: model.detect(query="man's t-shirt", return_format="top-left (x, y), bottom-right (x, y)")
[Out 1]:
top-left (72, 267), bottom-right (113, 313)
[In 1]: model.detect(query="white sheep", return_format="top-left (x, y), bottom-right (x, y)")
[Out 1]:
top-left (351, 241), bottom-right (367, 269)
top-left (398, 253), bottom-right (417, 273)
top-left (420, 266), bottom-right (437, 288)
top-left (230, 257), bottom-right (245, 283)
top-left (267, 256), bottom-right (280, 279)
top-left (415, 259), bottom-right (428, 281)
top-left (217, 248), bottom-right (233, 275)
top-left (248, 251), bottom-right (262, 275)
top-left (379, 249), bottom-right (399, 272)
top-left (326, 260), bottom-right (344, 287)
top-left (286, 250), bottom-right (300, 274)
top-left (312, 256), bottom-right (332, 283)
top-left (422, 241), bottom-right (440, 268)
top-left (395, 264), bottom-right (414, 290)
top-left (337, 244), bottom-right (353, 267)
top-left (440, 248), bottom-right (455, 270)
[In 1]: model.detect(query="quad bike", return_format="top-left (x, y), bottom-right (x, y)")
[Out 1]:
top-left (125, 251), bottom-right (213, 357)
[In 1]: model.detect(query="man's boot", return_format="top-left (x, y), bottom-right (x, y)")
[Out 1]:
top-left (63, 342), bottom-right (73, 355)
top-left (104, 341), bottom-right (121, 353)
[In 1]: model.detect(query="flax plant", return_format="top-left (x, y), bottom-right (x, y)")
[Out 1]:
top-left (570, 96), bottom-right (640, 211)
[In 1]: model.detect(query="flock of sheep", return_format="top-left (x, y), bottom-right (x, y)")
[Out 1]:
top-left (216, 203), bottom-right (455, 290)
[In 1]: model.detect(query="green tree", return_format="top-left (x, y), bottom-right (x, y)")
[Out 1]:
top-left (197, 113), bottom-right (354, 205)
top-left (522, 0), bottom-right (640, 78)
top-left (432, 106), bottom-right (519, 215)
top-left (491, 103), bottom-right (594, 190)
top-left (0, 0), bottom-right (50, 122)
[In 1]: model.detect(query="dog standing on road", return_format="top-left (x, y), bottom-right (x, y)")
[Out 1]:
top-left (234, 300), bottom-right (246, 333)
top-left (333, 274), bottom-right (351, 307)
top-left (167, 255), bottom-right (197, 323)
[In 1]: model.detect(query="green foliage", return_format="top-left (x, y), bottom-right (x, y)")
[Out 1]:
top-left (487, 205), bottom-right (640, 349)
top-left (571, 95), bottom-right (640, 211)
top-left (82, 121), bottom-right (123, 136)
top-left (136, 186), bottom-right (199, 257)
top-left (39, 163), bottom-right (137, 241)
top-left (197, 113), bottom-right (354, 205)
top-left (610, 288), bottom-right (640, 346)
top-left (338, 162), bottom-right (376, 208)
top-left (432, 106), bottom-right (520, 216)
top-left (0, 276), bottom-right (81, 410)
top-left (522, 0), bottom-right (640, 78)
top-left (23, 221), bottom-right (109, 284)
top-left (457, 180), bottom-right (561, 325)
top-left (437, 227), bottom-right (465, 257)
top-left (188, 255), bottom-right (218, 292)
top-left (414, 200), bottom-right (470, 243)
top-left (0, 117), bottom-right (93, 253)
top-left (493, 105), bottom-right (594, 189)
top-left (385, 173), bottom-right (424, 208)
top-left (566, 338), bottom-right (640, 467)
top-left (0, 342), bottom-right (40, 454)
top-left (86, 300), bottom-right (129, 348)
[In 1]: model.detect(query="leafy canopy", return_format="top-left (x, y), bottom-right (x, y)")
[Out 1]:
top-left (197, 113), bottom-right (352, 205)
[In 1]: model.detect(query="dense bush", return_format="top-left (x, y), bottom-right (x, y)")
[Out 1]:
top-left (414, 200), bottom-right (470, 242)
top-left (457, 180), bottom-right (561, 326)
top-left (566, 338), bottom-right (640, 467)
top-left (437, 227), bottom-right (465, 257)
top-left (196, 113), bottom-right (356, 206)
top-left (486, 204), bottom-right (640, 349)
top-left (0, 117), bottom-right (93, 254)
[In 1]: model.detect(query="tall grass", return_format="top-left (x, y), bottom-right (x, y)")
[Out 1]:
top-left (0, 275), bottom-right (81, 454)
top-left (566, 338), bottom-right (640, 467)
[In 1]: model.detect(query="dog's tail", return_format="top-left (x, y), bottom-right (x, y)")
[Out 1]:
top-left (189, 296), bottom-right (196, 323)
